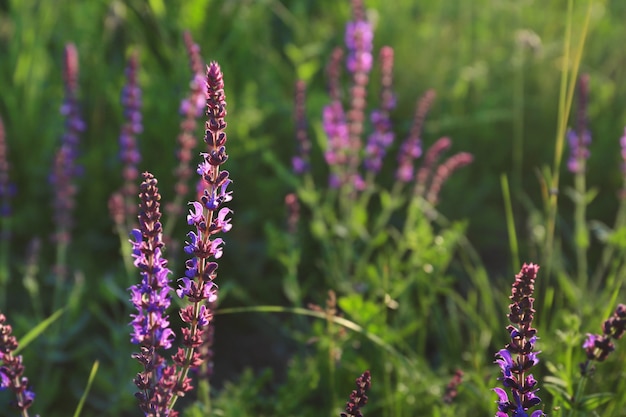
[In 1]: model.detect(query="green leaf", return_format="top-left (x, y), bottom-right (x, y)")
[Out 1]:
top-left (14, 308), bottom-right (64, 355)
top-left (579, 392), bottom-right (614, 411)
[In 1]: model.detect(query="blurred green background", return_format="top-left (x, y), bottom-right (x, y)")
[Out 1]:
top-left (1, 0), bottom-right (626, 415)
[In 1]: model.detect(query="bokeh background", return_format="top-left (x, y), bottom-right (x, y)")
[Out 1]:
top-left (1, 0), bottom-right (626, 415)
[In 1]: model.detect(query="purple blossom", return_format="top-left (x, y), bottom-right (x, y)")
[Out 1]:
top-left (582, 304), bottom-right (626, 363)
top-left (51, 43), bottom-right (85, 246)
top-left (129, 172), bottom-right (182, 416)
top-left (0, 312), bottom-right (36, 413)
top-left (567, 74), bottom-right (591, 174)
top-left (493, 263), bottom-right (545, 417)
top-left (341, 370), bottom-right (371, 417)
top-left (119, 52), bottom-right (143, 224)
top-left (292, 80), bottom-right (311, 175)
top-left (0, 117), bottom-right (15, 219)
top-left (364, 46), bottom-right (396, 174)
top-left (174, 61), bottom-right (231, 385)
top-left (414, 136), bottom-right (452, 196)
top-left (167, 31), bottom-right (207, 221)
top-left (396, 90), bottom-right (435, 183)
top-left (345, 20), bottom-right (374, 74)
top-left (128, 172), bottom-right (174, 350)
top-left (425, 151), bottom-right (474, 205)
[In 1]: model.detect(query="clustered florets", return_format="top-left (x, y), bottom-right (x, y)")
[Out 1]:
top-left (341, 370), bottom-right (371, 417)
top-left (0, 312), bottom-right (36, 412)
top-left (583, 304), bottom-right (626, 363)
top-left (494, 263), bottom-right (545, 417)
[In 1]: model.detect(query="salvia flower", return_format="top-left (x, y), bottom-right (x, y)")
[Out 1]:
top-left (443, 369), bottom-right (464, 405)
top-left (167, 31), bottom-right (207, 221)
top-left (396, 89), bottom-right (436, 183)
top-left (51, 43), bottom-right (85, 246)
top-left (364, 46), bottom-right (396, 174)
top-left (493, 263), bottom-right (545, 417)
top-left (345, 0), bottom-right (372, 186)
top-left (341, 370), bottom-right (371, 417)
top-left (582, 303), bottom-right (626, 363)
top-left (567, 74), bottom-right (591, 174)
top-left (119, 51), bottom-right (143, 224)
top-left (0, 312), bottom-right (36, 414)
top-left (129, 172), bottom-right (179, 415)
top-left (414, 136), bottom-right (452, 197)
top-left (0, 117), bottom-right (15, 218)
top-left (292, 80), bottom-right (311, 175)
top-left (425, 151), bottom-right (474, 205)
top-left (174, 61), bottom-right (231, 396)
top-left (129, 172), bottom-right (173, 349)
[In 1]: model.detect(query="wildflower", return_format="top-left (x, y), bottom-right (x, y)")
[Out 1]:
top-left (414, 137), bottom-right (451, 197)
top-left (425, 151), bottom-right (474, 205)
top-left (51, 43), bottom-right (85, 246)
top-left (443, 369), bottom-right (464, 405)
top-left (493, 263), bottom-right (545, 417)
top-left (129, 172), bottom-right (174, 349)
top-left (118, 51), bottom-right (143, 226)
top-left (129, 172), bottom-right (178, 415)
top-left (0, 312), bottom-right (36, 413)
top-left (582, 303), bottom-right (626, 363)
top-left (396, 90), bottom-right (436, 183)
top-left (341, 370), bottom-right (371, 417)
top-left (173, 61), bottom-right (232, 399)
top-left (292, 80), bottom-right (311, 175)
top-left (567, 74), bottom-right (591, 174)
top-left (0, 117), bottom-right (15, 218)
top-left (167, 31), bottom-right (207, 220)
top-left (364, 46), bottom-right (396, 174)
top-left (345, 0), bottom-right (372, 186)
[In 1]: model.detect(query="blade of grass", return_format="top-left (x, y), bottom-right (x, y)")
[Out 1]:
top-left (72, 360), bottom-right (100, 417)
top-left (14, 308), bottom-right (64, 355)
top-left (501, 173), bottom-right (520, 273)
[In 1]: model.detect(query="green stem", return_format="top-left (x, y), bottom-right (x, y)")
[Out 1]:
top-left (574, 168), bottom-right (588, 290)
top-left (544, 0), bottom-right (592, 283)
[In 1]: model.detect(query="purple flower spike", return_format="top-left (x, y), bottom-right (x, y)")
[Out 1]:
top-left (173, 61), bottom-right (232, 390)
top-left (128, 172), bottom-right (173, 350)
top-left (167, 31), bottom-right (207, 221)
top-left (292, 80), bottom-right (311, 175)
top-left (364, 46), bottom-right (396, 174)
top-left (129, 172), bottom-right (183, 416)
top-left (425, 151), bottom-right (474, 205)
top-left (493, 263), bottom-right (545, 417)
top-left (567, 74), bottom-right (591, 174)
top-left (396, 89), bottom-right (436, 183)
top-left (119, 51), bottom-right (143, 224)
top-left (0, 312), bottom-right (36, 413)
top-left (51, 43), bottom-right (85, 246)
top-left (0, 117), bottom-right (15, 218)
top-left (341, 370), bottom-right (371, 417)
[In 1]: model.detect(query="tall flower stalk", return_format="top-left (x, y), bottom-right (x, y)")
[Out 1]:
top-left (567, 74), bottom-right (591, 289)
top-left (129, 172), bottom-right (178, 415)
top-left (164, 31), bottom-right (207, 238)
top-left (172, 61), bottom-right (232, 410)
top-left (51, 43), bottom-right (84, 308)
top-left (0, 117), bottom-right (13, 310)
top-left (119, 51), bottom-right (143, 230)
top-left (494, 263), bottom-right (544, 417)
